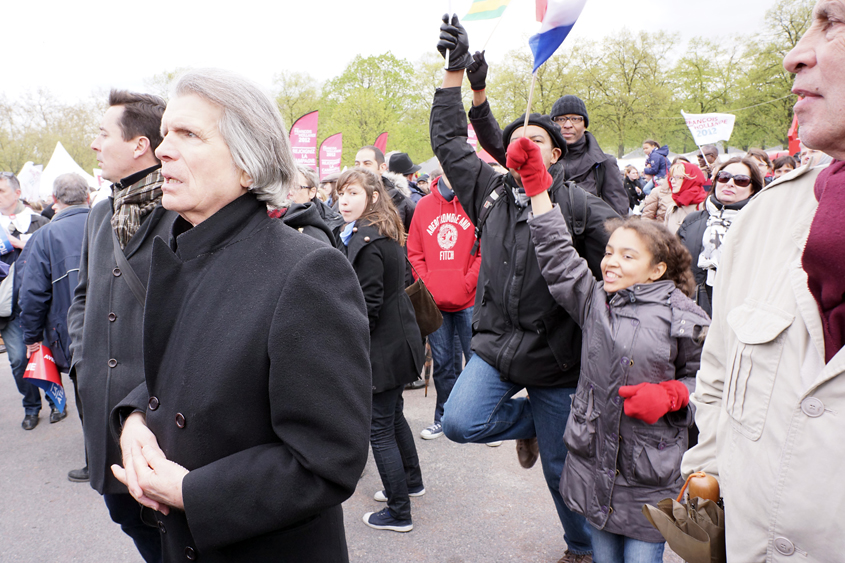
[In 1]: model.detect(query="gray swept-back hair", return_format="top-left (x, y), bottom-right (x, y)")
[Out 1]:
top-left (171, 68), bottom-right (295, 208)
top-left (53, 173), bottom-right (90, 206)
top-left (297, 165), bottom-right (319, 189)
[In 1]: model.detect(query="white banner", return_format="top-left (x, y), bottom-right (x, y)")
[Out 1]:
top-left (681, 111), bottom-right (736, 146)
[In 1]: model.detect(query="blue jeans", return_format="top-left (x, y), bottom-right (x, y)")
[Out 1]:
top-left (104, 493), bottom-right (162, 563)
top-left (427, 307), bottom-right (473, 424)
top-left (441, 355), bottom-right (592, 555)
top-left (2, 318), bottom-right (50, 416)
top-left (589, 524), bottom-right (664, 563)
top-left (370, 384), bottom-right (423, 521)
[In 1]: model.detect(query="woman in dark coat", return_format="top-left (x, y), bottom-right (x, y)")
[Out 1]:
top-left (336, 167), bottom-right (425, 533)
top-left (110, 69), bottom-right (372, 563)
top-left (677, 156), bottom-right (763, 316)
top-left (623, 165), bottom-right (646, 211)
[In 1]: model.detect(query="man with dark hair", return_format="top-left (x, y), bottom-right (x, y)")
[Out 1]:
top-left (0, 171), bottom-right (51, 430)
top-left (697, 144), bottom-right (719, 182)
top-left (464, 54), bottom-right (628, 217)
top-left (432, 16), bottom-right (620, 563)
top-left (354, 145), bottom-right (415, 233)
top-left (19, 173), bottom-right (90, 381)
top-left (66, 88), bottom-right (176, 563)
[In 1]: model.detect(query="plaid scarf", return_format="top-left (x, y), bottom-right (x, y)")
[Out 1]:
top-left (111, 168), bottom-right (164, 249)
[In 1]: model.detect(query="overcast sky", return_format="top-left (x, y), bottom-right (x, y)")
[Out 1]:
top-left (6, 0), bottom-right (784, 102)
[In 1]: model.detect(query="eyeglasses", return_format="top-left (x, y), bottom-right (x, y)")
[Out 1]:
top-left (716, 171), bottom-right (752, 188)
top-left (553, 115), bottom-right (584, 125)
top-left (291, 185), bottom-right (313, 192)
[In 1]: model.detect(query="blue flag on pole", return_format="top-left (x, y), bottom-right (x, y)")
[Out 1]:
top-left (529, 0), bottom-right (587, 73)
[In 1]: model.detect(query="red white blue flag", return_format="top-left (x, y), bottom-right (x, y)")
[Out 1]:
top-left (529, 0), bottom-right (587, 73)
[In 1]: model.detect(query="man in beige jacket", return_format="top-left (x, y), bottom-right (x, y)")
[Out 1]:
top-left (682, 2), bottom-right (845, 560)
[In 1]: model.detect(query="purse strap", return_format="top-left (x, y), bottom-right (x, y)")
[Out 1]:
top-left (111, 229), bottom-right (146, 307)
top-left (405, 256), bottom-right (427, 286)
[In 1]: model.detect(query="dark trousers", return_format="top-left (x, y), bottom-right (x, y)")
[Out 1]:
top-left (370, 384), bottom-right (423, 520)
top-left (104, 493), bottom-right (162, 563)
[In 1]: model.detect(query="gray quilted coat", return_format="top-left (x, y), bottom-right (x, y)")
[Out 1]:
top-left (528, 207), bottom-right (710, 542)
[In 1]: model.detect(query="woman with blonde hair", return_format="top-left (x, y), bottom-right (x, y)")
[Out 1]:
top-left (336, 167), bottom-right (425, 533)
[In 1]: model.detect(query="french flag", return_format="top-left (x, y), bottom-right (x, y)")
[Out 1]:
top-left (529, 0), bottom-right (587, 72)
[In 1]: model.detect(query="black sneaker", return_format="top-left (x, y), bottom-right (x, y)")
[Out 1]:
top-left (68, 466), bottom-right (90, 483)
top-left (374, 486), bottom-right (425, 502)
top-left (50, 407), bottom-right (68, 424)
top-left (21, 414), bottom-right (38, 430)
top-left (363, 507), bottom-right (413, 532)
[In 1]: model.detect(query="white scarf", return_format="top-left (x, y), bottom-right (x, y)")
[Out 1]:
top-left (0, 205), bottom-right (37, 237)
top-left (698, 197), bottom-right (741, 286)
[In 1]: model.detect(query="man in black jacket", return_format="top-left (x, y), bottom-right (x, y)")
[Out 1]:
top-left (355, 145), bottom-right (415, 233)
top-left (433, 16), bottom-right (619, 563)
top-left (465, 54), bottom-right (629, 217)
top-left (67, 89), bottom-right (174, 563)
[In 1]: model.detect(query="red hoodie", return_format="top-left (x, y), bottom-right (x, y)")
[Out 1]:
top-left (407, 177), bottom-right (481, 312)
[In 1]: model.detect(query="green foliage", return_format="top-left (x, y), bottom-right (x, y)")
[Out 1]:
top-left (274, 71), bottom-right (321, 130)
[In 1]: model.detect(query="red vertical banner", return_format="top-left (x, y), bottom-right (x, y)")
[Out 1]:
top-left (467, 123), bottom-right (479, 151)
top-left (319, 133), bottom-right (343, 180)
top-left (374, 132), bottom-right (389, 153)
top-left (289, 111), bottom-right (319, 170)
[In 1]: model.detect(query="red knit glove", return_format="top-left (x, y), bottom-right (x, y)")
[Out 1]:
top-left (618, 381), bottom-right (690, 425)
top-left (506, 137), bottom-right (552, 197)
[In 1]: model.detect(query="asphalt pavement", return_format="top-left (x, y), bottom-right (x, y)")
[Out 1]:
top-left (0, 359), bottom-right (682, 562)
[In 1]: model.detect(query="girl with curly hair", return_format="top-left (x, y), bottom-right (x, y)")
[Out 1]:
top-left (507, 136), bottom-right (709, 563)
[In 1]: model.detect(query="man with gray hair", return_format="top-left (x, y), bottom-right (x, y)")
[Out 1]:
top-left (19, 173), bottom-right (90, 384)
top-left (110, 68), bottom-right (371, 562)
top-left (0, 171), bottom-right (51, 430)
top-left (67, 89), bottom-right (173, 562)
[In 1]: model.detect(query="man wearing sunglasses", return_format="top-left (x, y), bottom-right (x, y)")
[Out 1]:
top-left (464, 53), bottom-right (628, 217)
top-left (682, 1), bottom-right (845, 558)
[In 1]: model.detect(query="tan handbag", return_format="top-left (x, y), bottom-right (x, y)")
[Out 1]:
top-left (404, 259), bottom-right (443, 337)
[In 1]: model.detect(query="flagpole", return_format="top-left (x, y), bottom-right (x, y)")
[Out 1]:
top-left (522, 72), bottom-right (538, 135)
top-left (444, 0), bottom-right (452, 70)
top-left (482, 12), bottom-right (507, 50)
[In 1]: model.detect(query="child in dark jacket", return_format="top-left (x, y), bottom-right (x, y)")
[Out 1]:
top-left (507, 137), bottom-right (710, 563)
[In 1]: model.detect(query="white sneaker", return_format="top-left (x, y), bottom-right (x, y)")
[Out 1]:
top-left (486, 441), bottom-right (503, 447)
top-left (374, 486), bottom-right (426, 502)
top-left (420, 423), bottom-right (444, 440)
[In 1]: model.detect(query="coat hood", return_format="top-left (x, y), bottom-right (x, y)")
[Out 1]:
top-left (382, 171), bottom-right (411, 198)
top-left (655, 145), bottom-right (670, 158)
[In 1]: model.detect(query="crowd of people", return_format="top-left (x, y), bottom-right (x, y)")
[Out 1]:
top-left (2, 1), bottom-right (844, 561)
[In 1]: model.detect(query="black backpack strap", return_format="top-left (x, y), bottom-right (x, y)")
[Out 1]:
top-left (568, 183), bottom-right (588, 238)
top-left (471, 185), bottom-right (507, 256)
top-left (111, 229), bottom-right (146, 307)
top-left (593, 162), bottom-right (605, 200)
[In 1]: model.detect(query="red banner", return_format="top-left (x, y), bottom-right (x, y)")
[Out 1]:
top-left (788, 113), bottom-right (800, 156)
top-left (374, 132), bottom-right (389, 153)
top-left (289, 111), bottom-right (319, 170)
top-left (319, 133), bottom-right (343, 180)
top-left (24, 345), bottom-right (66, 413)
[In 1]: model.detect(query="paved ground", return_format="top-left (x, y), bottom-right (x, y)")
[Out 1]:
top-left (0, 360), bottom-right (683, 562)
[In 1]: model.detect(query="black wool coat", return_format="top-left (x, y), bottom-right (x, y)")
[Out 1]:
top-left (342, 221), bottom-right (423, 392)
top-left (432, 87), bottom-right (619, 388)
top-left (67, 167), bottom-right (178, 494)
top-left (113, 194), bottom-right (372, 562)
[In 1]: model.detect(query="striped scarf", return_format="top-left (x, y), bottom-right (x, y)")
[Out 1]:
top-left (111, 169), bottom-right (164, 249)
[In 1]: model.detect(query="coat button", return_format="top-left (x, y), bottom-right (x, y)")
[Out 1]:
top-left (184, 546), bottom-right (197, 560)
top-left (364, 236), bottom-right (371, 242)
top-left (620, 357), bottom-right (629, 366)
top-left (113, 268), bottom-right (121, 277)
top-left (158, 521), bottom-right (166, 534)
top-left (801, 397), bottom-right (824, 418)
top-left (108, 312), bottom-right (117, 322)
top-left (774, 537), bottom-right (795, 556)
top-left (175, 413), bottom-right (186, 428)
top-left (352, 227), bottom-right (358, 233)
top-left (148, 396), bottom-right (160, 411)
top-left (108, 358), bottom-right (118, 368)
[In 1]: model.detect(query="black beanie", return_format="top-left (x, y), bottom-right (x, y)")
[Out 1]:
top-left (501, 113), bottom-right (568, 154)
top-left (551, 95), bottom-right (589, 129)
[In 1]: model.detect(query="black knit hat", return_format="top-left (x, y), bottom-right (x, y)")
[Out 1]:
top-left (551, 95), bottom-right (589, 129)
top-left (501, 113), bottom-right (568, 154)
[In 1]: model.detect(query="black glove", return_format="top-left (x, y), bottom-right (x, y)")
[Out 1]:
top-left (437, 14), bottom-right (473, 71)
top-left (466, 51), bottom-right (488, 91)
